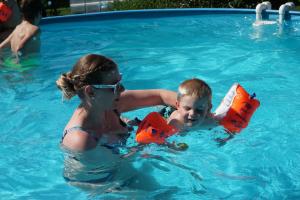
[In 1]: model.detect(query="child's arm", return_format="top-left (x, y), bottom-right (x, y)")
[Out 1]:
top-left (215, 132), bottom-right (234, 147)
top-left (203, 113), bottom-right (220, 129)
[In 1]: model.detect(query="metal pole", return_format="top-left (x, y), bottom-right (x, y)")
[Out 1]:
top-left (99, 0), bottom-right (101, 12)
top-left (84, 0), bottom-right (87, 13)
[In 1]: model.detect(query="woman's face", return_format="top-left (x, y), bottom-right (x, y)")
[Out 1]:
top-left (93, 69), bottom-right (125, 109)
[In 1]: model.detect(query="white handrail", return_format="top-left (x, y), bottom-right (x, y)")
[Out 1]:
top-left (255, 1), bottom-right (272, 21)
top-left (279, 2), bottom-right (295, 24)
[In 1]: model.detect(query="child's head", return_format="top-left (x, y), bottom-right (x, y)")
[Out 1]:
top-left (19, 0), bottom-right (42, 24)
top-left (176, 78), bottom-right (212, 126)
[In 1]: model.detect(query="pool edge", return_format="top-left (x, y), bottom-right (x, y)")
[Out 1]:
top-left (41, 8), bottom-right (300, 25)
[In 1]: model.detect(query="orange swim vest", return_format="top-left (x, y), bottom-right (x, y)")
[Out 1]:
top-left (0, 2), bottom-right (12, 22)
top-left (215, 83), bottom-right (260, 133)
top-left (136, 112), bottom-right (178, 144)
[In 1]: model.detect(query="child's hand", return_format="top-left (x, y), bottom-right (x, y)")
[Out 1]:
top-left (166, 141), bottom-right (189, 151)
top-left (176, 143), bottom-right (189, 151)
top-left (127, 117), bottom-right (142, 126)
top-left (121, 117), bottom-right (141, 126)
top-left (215, 133), bottom-right (234, 147)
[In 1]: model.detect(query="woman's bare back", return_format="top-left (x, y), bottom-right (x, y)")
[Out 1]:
top-left (10, 21), bottom-right (40, 55)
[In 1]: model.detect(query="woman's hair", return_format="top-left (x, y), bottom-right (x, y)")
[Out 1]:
top-left (56, 54), bottom-right (118, 100)
top-left (178, 78), bottom-right (212, 100)
top-left (19, 0), bottom-right (42, 23)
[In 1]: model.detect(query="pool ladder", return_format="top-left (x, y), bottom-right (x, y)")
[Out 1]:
top-left (255, 1), bottom-right (272, 21)
top-left (279, 2), bottom-right (295, 24)
top-left (255, 1), bottom-right (295, 24)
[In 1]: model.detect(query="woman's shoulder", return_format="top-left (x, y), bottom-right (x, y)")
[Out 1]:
top-left (62, 128), bottom-right (98, 151)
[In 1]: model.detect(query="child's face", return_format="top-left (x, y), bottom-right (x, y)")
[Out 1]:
top-left (176, 95), bottom-right (211, 127)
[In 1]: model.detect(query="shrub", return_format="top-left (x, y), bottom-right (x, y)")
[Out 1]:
top-left (110, 0), bottom-right (299, 10)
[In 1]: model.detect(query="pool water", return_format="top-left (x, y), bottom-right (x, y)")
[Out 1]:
top-left (1, 11), bottom-right (300, 199)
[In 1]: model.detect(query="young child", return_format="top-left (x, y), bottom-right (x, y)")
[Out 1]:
top-left (0, 0), bottom-right (42, 57)
top-left (136, 79), bottom-right (259, 149)
top-left (167, 78), bottom-right (218, 131)
top-left (135, 78), bottom-right (218, 151)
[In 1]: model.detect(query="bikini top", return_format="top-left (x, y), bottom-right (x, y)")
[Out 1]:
top-left (61, 126), bottom-right (98, 144)
top-left (62, 126), bottom-right (131, 154)
top-left (61, 110), bottom-right (131, 152)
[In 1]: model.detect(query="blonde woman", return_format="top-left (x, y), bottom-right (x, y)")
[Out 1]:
top-left (56, 54), bottom-right (176, 190)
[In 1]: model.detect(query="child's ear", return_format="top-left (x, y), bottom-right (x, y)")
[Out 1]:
top-left (176, 101), bottom-right (180, 109)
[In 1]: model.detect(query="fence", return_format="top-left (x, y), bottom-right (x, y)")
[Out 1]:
top-left (70, 0), bottom-right (115, 13)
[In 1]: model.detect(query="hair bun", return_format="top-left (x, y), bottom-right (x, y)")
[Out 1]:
top-left (56, 72), bottom-right (76, 100)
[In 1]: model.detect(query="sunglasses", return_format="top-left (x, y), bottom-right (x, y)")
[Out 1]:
top-left (91, 74), bottom-right (124, 94)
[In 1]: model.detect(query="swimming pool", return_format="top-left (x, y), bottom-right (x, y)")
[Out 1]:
top-left (1, 8), bottom-right (300, 199)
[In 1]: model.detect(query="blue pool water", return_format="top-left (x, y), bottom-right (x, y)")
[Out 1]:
top-left (1, 9), bottom-right (300, 199)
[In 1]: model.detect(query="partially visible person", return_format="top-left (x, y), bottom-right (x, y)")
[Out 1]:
top-left (0, 0), bottom-right (42, 57)
top-left (56, 54), bottom-right (177, 191)
top-left (167, 78), bottom-right (217, 131)
top-left (0, 0), bottom-right (21, 43)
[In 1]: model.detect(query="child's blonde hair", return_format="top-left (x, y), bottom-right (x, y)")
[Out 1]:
top-left (177, 78), bottom-right (212, 100)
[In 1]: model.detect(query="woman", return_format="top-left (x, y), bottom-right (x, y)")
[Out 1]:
top-left (56, 54), bottom-right (177, 191)
top-left (0, 0), bottom-right (42, 57)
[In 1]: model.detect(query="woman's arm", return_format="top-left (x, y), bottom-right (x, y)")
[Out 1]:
top-left (117, 89), bottom-right (177, 113)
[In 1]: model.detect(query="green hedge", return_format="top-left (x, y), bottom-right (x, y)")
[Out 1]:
top-left (40, 0), bottom-right (300, 16)
top-left (111, 0), bottom-right (299, 10)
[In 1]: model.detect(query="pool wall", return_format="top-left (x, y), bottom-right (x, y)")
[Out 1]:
top-left (40, 8), bottom-right (300, 25)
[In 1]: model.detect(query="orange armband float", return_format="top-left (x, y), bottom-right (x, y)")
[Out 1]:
top-left (214, 83), bottom-right (260, 133)
top-left (136, 112), bottom-right (178, 144)
top-left (0, 2), bottom-right (12, 22)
